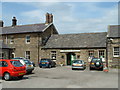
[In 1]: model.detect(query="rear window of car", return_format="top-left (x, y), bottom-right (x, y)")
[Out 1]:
top-left (92, 58), bottom-right (102, 62)
top-left (73, 60), bottom-right (82, 64)
top-left (24, 60), bottom-right (31, 64)
top-left (11, 61), bottom-right (23, 67)
top-left (41, 59), bottom-right (50, 61)
top-left (0, 61), bottom-right (8, 67)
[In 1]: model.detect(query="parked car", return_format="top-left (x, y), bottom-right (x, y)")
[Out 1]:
top-left (89, 58), bottom-right (103, 70)
top-left (31, 61), bottom-right (35, 67)
top-left (72, 60), bottom-right (86, 70)
top-left (0, 59), bottom-right (26, 81)
top-left (39, 59), bottom-right (56, 68)
top-left (12, 58), bottom-right (34, 73)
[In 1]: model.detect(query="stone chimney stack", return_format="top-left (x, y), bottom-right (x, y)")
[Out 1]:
top-left (45, 13), bottom-right (53, 24)
top-left (12, 17), bottom-right (17, 26)
top-left (0, 20), bottom-right (4, 27)
top-left (49, 13), bottom-right (53, 23)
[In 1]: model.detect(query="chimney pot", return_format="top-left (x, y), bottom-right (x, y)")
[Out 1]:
top-left (45, 13), bottom-right (53, 25)
top-left (0, 20), bottom-right (4, 27)
top-left (12, 16), bottom-right (17, 26)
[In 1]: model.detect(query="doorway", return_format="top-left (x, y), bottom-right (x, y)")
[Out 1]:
top-left (66, 52), bottom-right (76, 65)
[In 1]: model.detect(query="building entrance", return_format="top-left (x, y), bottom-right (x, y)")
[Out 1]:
top-left (66, 52), bottom-right (76, 65)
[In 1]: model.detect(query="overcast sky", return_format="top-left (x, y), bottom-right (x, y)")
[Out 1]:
top-left (1, 1), bottom-right (118, 34)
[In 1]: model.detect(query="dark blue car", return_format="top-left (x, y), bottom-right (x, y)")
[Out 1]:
top-left (39, 59), bottom-right (56, 68)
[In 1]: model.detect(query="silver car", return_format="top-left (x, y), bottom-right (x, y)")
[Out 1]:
top-left (12, 57), bottom-right (34, 73)
top-left (72, 60), bottom-right (86, 70)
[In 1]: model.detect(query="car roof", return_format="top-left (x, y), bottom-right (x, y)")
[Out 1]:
top-left (0, 59), bottom-right (19, 61)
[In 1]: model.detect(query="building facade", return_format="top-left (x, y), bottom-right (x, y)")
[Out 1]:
top-left (0, 14), bottom-right (120, 67)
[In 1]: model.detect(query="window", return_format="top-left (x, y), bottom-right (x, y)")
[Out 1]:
top-left (0, 61), bottom-right (8, 67)
top-left (51, 51), bottom-right (56, 60)
top-left (113, 47), bottom-right (120, 57)
top-left (10, 36), bottom-right (14, 44)
top-left (88, 50), bottom-right (94, 56)
top-left (26, 35), bottom-right (30, 44)
top-left (0, 53), bottom-right (4, 59)
top-left (61, 55), bottom-right (64, 59)
top-left (25, 51), bottom-right (30, 59)
top-left (99, 50), bottom-right (105, 58)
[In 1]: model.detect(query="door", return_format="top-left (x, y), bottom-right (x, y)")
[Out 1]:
top-left (66, 53), bottom-right (76, 65)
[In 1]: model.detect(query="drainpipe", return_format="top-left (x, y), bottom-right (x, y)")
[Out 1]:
top-left (37, 34), bottom-right (40, 66)
top-left (106, 38), bottom-right (108, 68)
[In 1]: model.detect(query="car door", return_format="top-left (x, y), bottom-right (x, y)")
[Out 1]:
top-left (0, 61), bottom-right (8, 77)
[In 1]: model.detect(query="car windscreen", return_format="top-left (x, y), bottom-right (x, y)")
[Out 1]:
top-left (73, 60), bottom-right (82, 64)
top-left (24, 60), bottom-right (31, 64)
top-left (11, 61), bottom-right (23, 67)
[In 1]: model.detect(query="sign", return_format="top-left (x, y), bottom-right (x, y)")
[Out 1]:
top-left (60, 50), bottom-right (80, 52)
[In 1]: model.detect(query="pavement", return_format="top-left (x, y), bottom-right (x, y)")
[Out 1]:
top-left (1, 66), bottom-right (119, 88)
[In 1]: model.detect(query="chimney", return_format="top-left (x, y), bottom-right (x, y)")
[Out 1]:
top-left (45, 13), bottom-right (53, 24)
top-left (49, 13), bottom-right (53, 23)
top-left (12, 17), bottom-right (17, 26)
top-left (0, 20), bottom-right (4, 27)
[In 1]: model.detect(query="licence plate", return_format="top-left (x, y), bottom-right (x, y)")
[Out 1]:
top-left (42, 62), bottom-right (45, 64)
top-left (19, 73), bottom-right (24, 75)
top-left (76, 64), bottom-right (80, 66)
top-left (28, 65), bottom-right (31, 67)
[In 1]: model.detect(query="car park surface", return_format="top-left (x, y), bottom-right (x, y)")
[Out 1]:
top-left (1, 66), bottom-right (118, 88)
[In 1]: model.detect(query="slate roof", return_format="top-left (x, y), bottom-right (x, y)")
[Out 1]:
top-left (108, 25), bottom-right (120, 38)
top-left (0, 41), bottom-right (10, 49)
top-left (1, 23), bottom-right (52, 34)
top-left (44, 32), bottom-right (107, 49)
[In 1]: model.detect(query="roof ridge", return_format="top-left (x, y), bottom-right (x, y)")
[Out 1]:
top-left (52, 32), bottom-right (107, 36)
top-left (3, 23), bottom-right (46, 28)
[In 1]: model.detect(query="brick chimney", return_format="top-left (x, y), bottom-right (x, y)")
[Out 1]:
top-left (12, 17), bottom-right (17, 26)
top-left (0, 20), bottom-right (4, 27)
top-left (45, 13), bottom-right (53, 24)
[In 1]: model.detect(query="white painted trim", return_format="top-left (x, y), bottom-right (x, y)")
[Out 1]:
top-left (60, 50), bottom-right (80, 52)
top-left (113, 47), bottom-right (120, 57)
top-left (42, 23), bottom-right (53, 32)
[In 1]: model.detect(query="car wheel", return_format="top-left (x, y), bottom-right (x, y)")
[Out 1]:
top-left (40, 66), bottom-right (42, 68)
top-left (90, 67), bottom-right (92, 70)
top-left (18, 75), bottom-right (24, 79)
top-left (49, 65), bottom-right (52, 68)
top-left (4, 73), bottom-right (11, 81)
top-left (72, 68), bottom-right (74, 70)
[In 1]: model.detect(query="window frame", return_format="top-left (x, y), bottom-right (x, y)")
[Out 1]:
top-left (88, 50), bottom-right (94, 57)
top-left (51, 51), bottom-right (57, 60)
top-left (99, 50), bottom-right (105, 58)
top-left (113, 47), bottom-right (120, 57)
top-left (25, 35), bottom-right (30, 44)
top-left (25, 51), bottom-right (30, 59)
top-left (10, 36), bottom-right (14, 44)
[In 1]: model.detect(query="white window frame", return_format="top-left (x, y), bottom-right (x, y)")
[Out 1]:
top-left (25, 35), bottom-right (30, 44)
top-left (10, 36), bottom-right (14, 44)
top-left (88, 50), bottom-right (94, 57)
top-left (25, 51), bottom-right (30, 59)
top-left (99, 50), bottom-right (105, 58)
top-left (51, 51), bottom-right (57, 60)
top-left (6, 36), bottom-right (8, 44)
top-left (113, 47), bottom-right (120, 57)
top-left (0, 52), bottom-right (4, 59)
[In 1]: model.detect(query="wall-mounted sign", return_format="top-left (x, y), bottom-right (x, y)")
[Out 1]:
top-left (60, 50), bottom-right (80, 52)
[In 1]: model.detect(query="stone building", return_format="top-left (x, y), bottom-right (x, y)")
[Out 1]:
top-left (0, 40), bottom-right (12, 59)
top-left (1, 13), bottom-right (58, 64)
top-left (0, 13), bottom-right (120, 67)
top-left (107, 25), bottom-right (120, 67)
